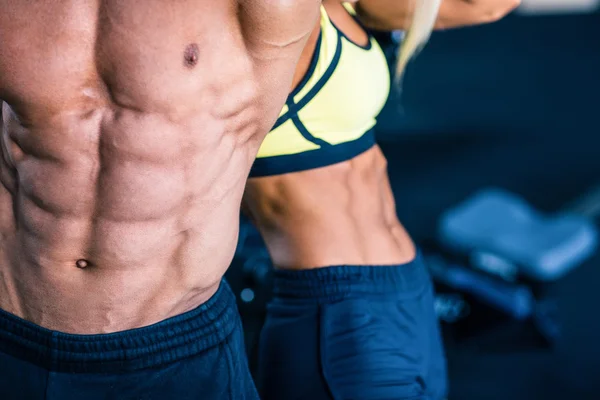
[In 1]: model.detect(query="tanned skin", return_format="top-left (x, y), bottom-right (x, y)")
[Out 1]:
top-left (243, 0), bottom-right (416, 270)
top-left (243, 0), bottom-right (518, 270)
top-left (0, 0), bottom-right (320, 334)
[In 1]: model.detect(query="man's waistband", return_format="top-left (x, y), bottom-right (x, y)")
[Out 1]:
top-left (0, 280), bottom-right (238, 373)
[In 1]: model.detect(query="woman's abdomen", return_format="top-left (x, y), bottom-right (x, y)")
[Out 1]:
top-left (244, 146), bottom-right (415, 269)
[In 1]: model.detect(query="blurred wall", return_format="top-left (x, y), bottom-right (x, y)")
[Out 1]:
top-left (376, 11), bottom-right (600, 138)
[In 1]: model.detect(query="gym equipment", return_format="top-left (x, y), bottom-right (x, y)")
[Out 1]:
top-left (434, 292), bottom-right (471, 323)
top-left (426, 254), bottom-right (535, 320)
top-left (438, 188), bottom-right (599, 281)
top-left (426, 254), bottom-right (562, 345)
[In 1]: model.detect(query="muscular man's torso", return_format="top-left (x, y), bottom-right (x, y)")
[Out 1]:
top-left (0, 0), bottom-right (319, 333)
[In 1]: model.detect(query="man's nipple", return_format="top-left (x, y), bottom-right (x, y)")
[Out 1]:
top-left (184, 43), bottom-right (200, 68)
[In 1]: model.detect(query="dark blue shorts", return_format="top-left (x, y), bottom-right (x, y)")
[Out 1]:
top-left (256, 253), bottom-right (448, 400)
top-left (0, 280), bottom-right (259, 400)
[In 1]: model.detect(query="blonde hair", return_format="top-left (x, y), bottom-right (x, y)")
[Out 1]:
top-left (394, 0), bottom-right (442, 84)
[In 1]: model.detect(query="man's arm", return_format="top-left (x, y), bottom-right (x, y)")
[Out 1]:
top-left (238, 0), bottom-right (321, 135)
top-left (239, 0), bottom-right (321, 55)
top-left (354, 0), bottom-right (521, 31)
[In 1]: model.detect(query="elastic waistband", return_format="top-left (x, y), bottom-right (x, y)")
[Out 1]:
top-left (0, 280), bottom-right (238, 373)
top-left (272, 251), bottom-right (431, 303)
top-left (250, 130), bottom-right (376, 177)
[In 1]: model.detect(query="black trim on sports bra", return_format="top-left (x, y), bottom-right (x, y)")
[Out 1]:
top-left (290, 32), bottom-right (323, 99)
top-left (329, 19), bottom-right (372, 50)
top-left (249, 128), bottom-right (376, 177)
top-left (271, 32), bottom-right (343, 131)
top-left (291, 115), bottom-right (332, 148)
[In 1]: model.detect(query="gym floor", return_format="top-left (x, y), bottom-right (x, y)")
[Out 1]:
top-left (232, 11), bottom-right (600, 400)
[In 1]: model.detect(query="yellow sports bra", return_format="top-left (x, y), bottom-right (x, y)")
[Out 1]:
top-left (250, 4), bottom-right (391, 177)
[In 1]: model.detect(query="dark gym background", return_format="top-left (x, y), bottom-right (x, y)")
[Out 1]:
top-left (229, 5), bottom-right (600, 400)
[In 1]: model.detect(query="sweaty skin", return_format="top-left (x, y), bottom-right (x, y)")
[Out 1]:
top-left (0, 0), bottom-right (320, 334)
top-left (243, 0), bottom-right (416, 270)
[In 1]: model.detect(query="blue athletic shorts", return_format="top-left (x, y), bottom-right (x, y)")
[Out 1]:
top-left (0, 280), bottom-right (259, 400)
top-left (256, 253), bottom-right (448, 400)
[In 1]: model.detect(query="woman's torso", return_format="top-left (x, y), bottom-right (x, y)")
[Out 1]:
top-left (244, 1), bottom-right (416, 269)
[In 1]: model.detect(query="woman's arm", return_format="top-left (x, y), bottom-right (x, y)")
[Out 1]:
top-left (353, 0), bottom-right (521, 31)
